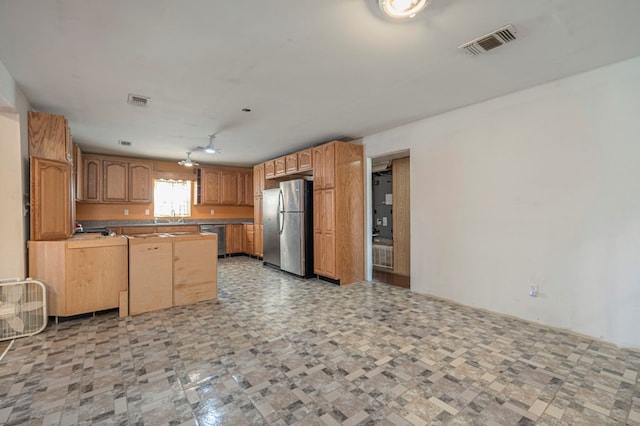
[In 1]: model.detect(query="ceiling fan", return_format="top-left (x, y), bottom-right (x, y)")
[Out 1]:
top-left (178, 152), bottom-right (199, 167)
top-left (196, 134), bottom-right (222, 154)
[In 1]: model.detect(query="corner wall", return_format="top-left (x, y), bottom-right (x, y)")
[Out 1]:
top-left (364, 56), bottom-right (640, 348)
top-left (0, 58), bottom-right (31, 279)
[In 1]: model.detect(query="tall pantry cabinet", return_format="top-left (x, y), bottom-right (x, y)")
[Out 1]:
top-left (28, 111), bottom-right (75, 240)
top-left (312, 141), bottom-right (364, 285)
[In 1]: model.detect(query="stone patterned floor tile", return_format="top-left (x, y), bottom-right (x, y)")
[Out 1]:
top-left (0, 256), bottom-right (638, 425)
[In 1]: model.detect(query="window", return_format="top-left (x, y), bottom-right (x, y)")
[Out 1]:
top-left (154, 179), bottom-right (192, 217)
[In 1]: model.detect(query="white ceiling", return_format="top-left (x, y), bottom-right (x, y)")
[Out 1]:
top-left (1, 0), bottom-right (639, 166)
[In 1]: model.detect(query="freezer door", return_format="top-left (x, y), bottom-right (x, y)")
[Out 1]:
top-left (280, 179), bottom-right (305, 212)
top-left (280, 212), bottom-right (305, 276)
top-left (262, 188), bottom-right (281, 267)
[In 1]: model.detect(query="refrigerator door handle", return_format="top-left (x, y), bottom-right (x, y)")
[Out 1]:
top-left (278, 189), bottom-right (285, 234)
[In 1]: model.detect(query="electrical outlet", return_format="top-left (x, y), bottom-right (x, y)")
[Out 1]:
top-left (144, 209), bottom-right (150, 215)
top-left (210, 209), bottom-right (215, 215)
top-left (124, 209), bottom-right (129, 215)
top-left (529, 285), bottom-right (539, 297)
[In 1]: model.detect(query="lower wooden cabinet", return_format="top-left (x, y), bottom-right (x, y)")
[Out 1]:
top-left (128, 236), bottom-right (174, 315)
top-left (28, 236), bottom-right (128, 316)
top-left (225, 224), bottom-right (245, 254)
top-left (128, 233), bottom-right (218, 315)
top-left (244, 224), bottom-right (254, 255)
top-left (255, 224), bottom-right (263, 257)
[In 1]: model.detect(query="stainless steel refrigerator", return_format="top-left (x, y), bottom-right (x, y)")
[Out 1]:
top-left (262, 180), bottom-right (313, 277)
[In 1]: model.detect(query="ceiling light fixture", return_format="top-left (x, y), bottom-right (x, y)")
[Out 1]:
top-left (178, 152), bottom-right (199, 167)
top-left (378, 0), bottom-right (429, 19)
top-left (197, 134), bottom-right (222, 154)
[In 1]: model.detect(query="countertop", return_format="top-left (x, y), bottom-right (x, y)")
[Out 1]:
top-left (80, 218), bottom-right (254, 228)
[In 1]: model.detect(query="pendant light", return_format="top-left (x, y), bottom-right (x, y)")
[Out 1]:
top-left (379, 0), bottom-right (429, 19)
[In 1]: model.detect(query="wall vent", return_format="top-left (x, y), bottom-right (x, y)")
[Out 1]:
top-left (459, 24), bottom-right (517, 55)
top-left (127, 94), bottom-right (150, 107)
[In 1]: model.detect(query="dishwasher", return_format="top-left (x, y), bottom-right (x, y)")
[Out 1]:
top-left (199, 224), bottom-right (226, 257)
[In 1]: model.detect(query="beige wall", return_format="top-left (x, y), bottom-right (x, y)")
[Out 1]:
top-left (0, 113), bottom-right (25, 278)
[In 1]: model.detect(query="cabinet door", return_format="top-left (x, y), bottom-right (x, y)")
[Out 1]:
top-left (314, 189), bottom-right (336, 278)
top-left (66, 244), bottom-right (128, 315)
top-left (313, 146), bottom-right (324, 189)
top-left (225, 224), bottom-right (243, 253)
top-left (298, 149), bottom-right (313, 172)
top-left (83, 156), bottom-right (102, 202)
top-left (174, 238), bottom-right (218, 306)
top-left (74, 144), bottom-right (84, 201)
top-left (129, 240), bottom-right (173, 315)
top-left (255, 224), bottom-right (263, 257)
top-left (129, 161), bottom-right (153, 203)
top-left (274, 157), bottom-right (286, 177)
top-left (28, 111), bottom-right (70, 162)
top-left (245, 172), bottom-right (254, 205)
top-left (254, 195), bottom-right (262, 226)
top-left (264, 161), bottom-right (275, 179)
top-left (322, 143), bottom-right (336, 189)
top-left (244, 224), bottom-right (254, 255)
top-left (221, 170), bottom-right (238, 204)
top-left (313, 191), bottom-right (323, 274)
top-left (253, 163), bottom-right (264, 195)
top-left (30, 157), bottom-right (72, 241)
top-left (202, 168), bottom-right (222, 204)
top-left (103, 160), bottom-right (128, 202)
top-left (285, 154), bottom-right (298, 174)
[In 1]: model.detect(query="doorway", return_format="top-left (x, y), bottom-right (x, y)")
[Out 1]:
top-left (370, 154), bottom-right (410, 288)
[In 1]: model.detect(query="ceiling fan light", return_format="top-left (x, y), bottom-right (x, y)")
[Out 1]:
top-left (379, 0), bottom-right (429, 18)
top-left (204, 146), bottom-right (217, 154)
top-left (178, 152), bottom-right (199, 167)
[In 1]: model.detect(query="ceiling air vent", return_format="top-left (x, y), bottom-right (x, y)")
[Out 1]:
top-left (459, 24), bottom-right (517, 55)
top-left (118, 140), bottom-right (132, 146)
top-left (127, 93), bottom-right (150, 107)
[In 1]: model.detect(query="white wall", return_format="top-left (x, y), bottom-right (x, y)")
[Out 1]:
top-left (364, 55), bottom-right (640, 348)
top-left (0, 58), bottom-right (31, 279)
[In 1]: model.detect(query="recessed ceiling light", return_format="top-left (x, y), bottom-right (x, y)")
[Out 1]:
top-left (378, 0), bottom-right (429, 19)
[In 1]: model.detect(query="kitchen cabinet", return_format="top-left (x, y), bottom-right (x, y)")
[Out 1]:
top-left (253, 163), bottom-right (265, 195)
top-left (221, 170), bottom-right (238, 204)
top-left (237, 171), bottom-right (254, 206)
top-left (80, 155), bottom-right (152, 203)
top-left (82, 155), bottom-right (102, 202)
top-left (174, 235), bottom-right (218, 306)
top-left (117, 225), bottom-right (199, 235)
top-left (298, 148), bottom-right (313, 172)
top-left (312, 141), bottom-right (363, 284)
top-left (74, 144), bottom-right (84, 201)
top-left (244, 224), bottom-right (254, 255)
top-left (103, 160), bottom-right (128, 202)
top-left (274, 156), bottom-right (286, 177)
top-left (128, 233), bottom-right (218, 314)
top-left (30, 157), bottom-right (73, 241)
top-left (128, 162), bottom-right (153, 203)
top-left (312, 142), bottom-right (335, 189)
top-left (196, 166), bottom-right (253, 205)
top-left (226, 223), bottom-right (244, 254)
top-left (253, 195), bottom-right (263, 257)
top-left (285, 153), bottom-right (298, 174)
top-left (129, 235), bottom-right (174, 315)
top-left (264, 160), bottom-right (275, 179)
top-left (28, 236), bottom-right (128, 317)
top-left (28, 111), bottom-right (72, 163)
top-left (255, 224), bottom-right (263, 257)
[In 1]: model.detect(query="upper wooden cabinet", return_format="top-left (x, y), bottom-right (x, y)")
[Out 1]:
top-left (128, 162), bottom-right (153, 203)
top-left (73, 144), bottom-right (84, 202)
top-left (30, 157), bottom-right (73, 241)
top-left (274, 157), bottom-right (286, 177)
top-left (196, 166), bottom-right (253, 205)
top-left (264, 160), bottom-right (275, 179)
top-left (80, 155), bottom-right (152, 204)
top-left (82, 155), bottom-right (102, 202)
top-left (253, 163), bottom-right (265, 195)
top-left (221, 170), bottom-right (238, 204)
top-left (28, 111), bottom-right (72, 163)
top-left (103, 160), bottom-right (128, 202)
top-left (298, 148), bottom-right (313, 172)
top-left (313, 142), bottom-right (335, 189)
top-left (265, 147), bottom-right (314, 179)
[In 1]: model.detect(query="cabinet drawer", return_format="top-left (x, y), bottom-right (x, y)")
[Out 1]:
top-left (159, 225), bottom-right (199, 233)
top-left (122, 226), bottom-right (155, 235)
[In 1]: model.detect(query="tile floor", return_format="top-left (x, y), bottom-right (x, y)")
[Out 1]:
top-left (1, 257), bottom-right (639, 425)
